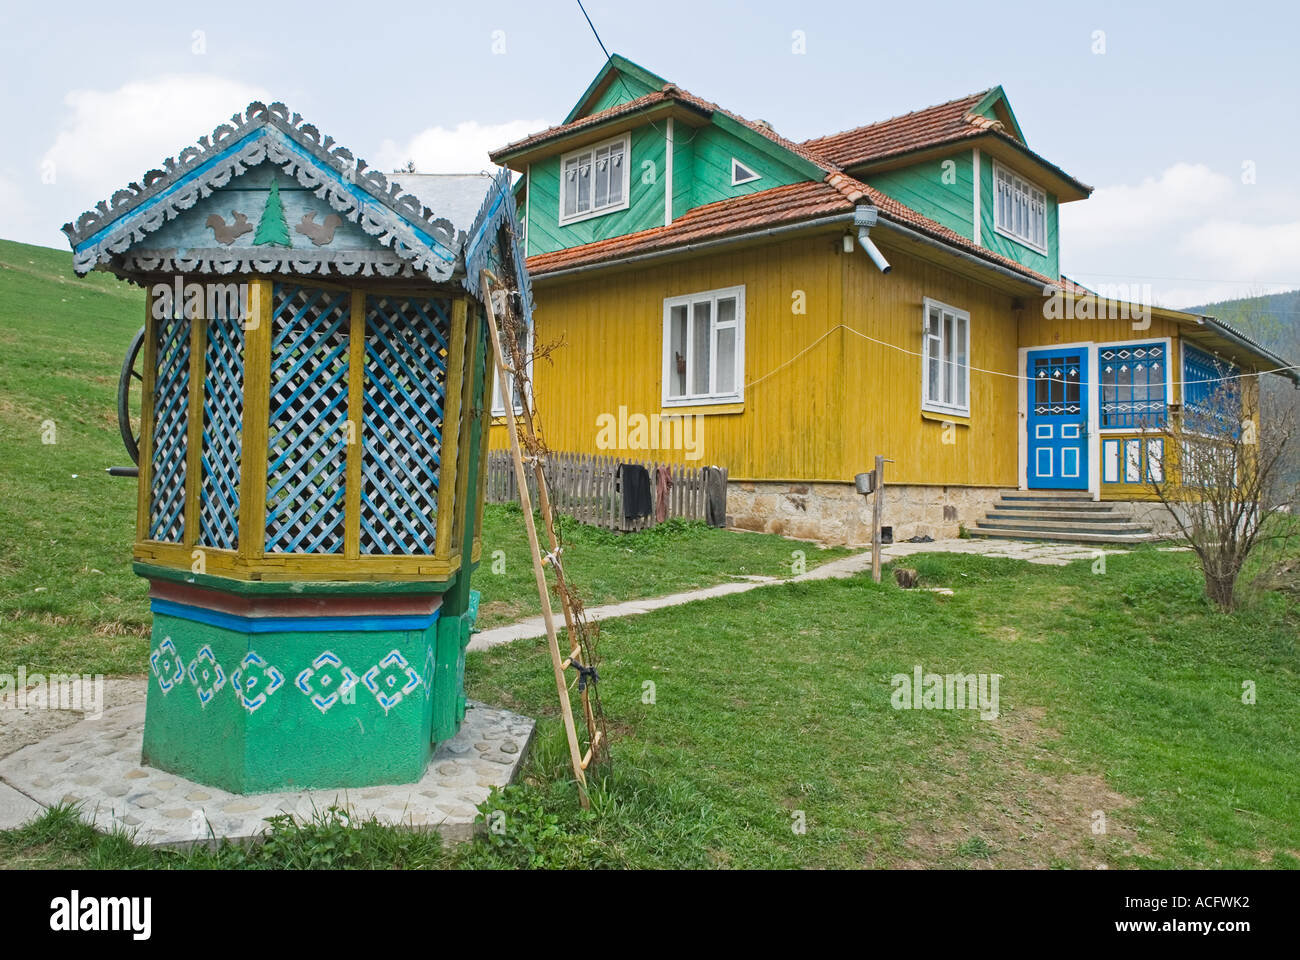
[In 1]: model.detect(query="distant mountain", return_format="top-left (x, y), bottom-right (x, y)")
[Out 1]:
top-left (1185, 290), bottom-right (1300, 361)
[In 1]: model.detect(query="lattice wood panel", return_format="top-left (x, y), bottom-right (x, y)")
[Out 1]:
top-left (359, 296), bottom-right (450, 554)
top-left (265, 285), bottom-right (351, 554)
top-left (199, 319), bottom-right (245, 550)
top-left (150, 315), bottom-right (191, 542)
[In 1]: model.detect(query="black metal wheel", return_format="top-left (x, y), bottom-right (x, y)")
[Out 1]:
top-left (117, 325), bottom-right (146, 465)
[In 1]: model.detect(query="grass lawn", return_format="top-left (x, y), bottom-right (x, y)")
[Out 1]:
top-left (5, 545), bottom-right (1298, 869)
top-left (3, 238), bottom-right (1298, 870)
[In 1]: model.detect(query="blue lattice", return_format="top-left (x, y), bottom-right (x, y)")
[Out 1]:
top-left (265, 284), bottom-right (351, 554)
top-left (1099, 342), bottom-right (1167, 429)
top-left (199, 319), bottom-right (245, 549)
top-left (150, 315), bottom-right (190, 542)
top-left (1183, 343), bottom-right (1239, 435)
top-left (359, 296), bottom-right (450, 554)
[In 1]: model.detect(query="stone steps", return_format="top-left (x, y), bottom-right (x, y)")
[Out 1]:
top-left (970, 491), bottom-right (1159, 545)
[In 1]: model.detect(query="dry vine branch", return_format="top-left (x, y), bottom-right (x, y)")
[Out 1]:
top-left (1146, 370), bottom-right (1300, 611)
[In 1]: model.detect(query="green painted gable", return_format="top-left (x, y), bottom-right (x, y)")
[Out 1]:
top-left (584, 72), bottom-right (659, 115)
top-left (863, 147), bottom-right (1059, 279)
top-left (970, 85), bottom-right (1026, 143)
top-left (684, 123), bottom-right (810, 214)
top-left (866, 154), bottom-right (975, 240)
top-left (526, 124), bottom-right (667, 256)
top-left (564, 55), bottom-right (669, 123)
top-left (977, 155), bottom-right (1058, 278)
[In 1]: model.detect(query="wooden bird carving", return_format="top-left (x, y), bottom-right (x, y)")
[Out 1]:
top-left (295, 211), bottom-right (343, 246)
top-left (205, 211), bottom-right (253, 245)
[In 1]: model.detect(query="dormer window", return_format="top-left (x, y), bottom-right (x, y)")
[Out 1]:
top-left (560, 134), bottom-right (630, 225)
top-left (992, 159), bottom-right (1047, 254)
top-left (730, 158), bottom-right (761, 186)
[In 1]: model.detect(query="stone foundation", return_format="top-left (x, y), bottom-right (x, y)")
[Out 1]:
top-left (726, 481), bottom-right (1013, 546)
top-left (1111, 499), bottom-right (1185, 538)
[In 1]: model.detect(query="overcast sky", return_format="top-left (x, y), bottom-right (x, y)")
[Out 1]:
top-left (3, 0), bottom-right (1296, 307)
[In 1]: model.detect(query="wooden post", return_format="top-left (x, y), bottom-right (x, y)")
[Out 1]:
top-left (872, 454), bottom-right (885, 584)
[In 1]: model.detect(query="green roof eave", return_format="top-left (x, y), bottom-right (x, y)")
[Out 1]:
top-left (563, 54), bottom-right (670, 124)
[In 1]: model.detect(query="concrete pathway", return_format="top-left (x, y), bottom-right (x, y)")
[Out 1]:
top-left (468, 538), bottom-right (1128, 651)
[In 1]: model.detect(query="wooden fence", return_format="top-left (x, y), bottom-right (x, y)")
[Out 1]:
top-left (485, 451), bottom-right (725, 532)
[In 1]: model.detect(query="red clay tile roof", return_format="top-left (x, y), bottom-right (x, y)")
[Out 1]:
top-left (491, 90), bottom-right (690, 160)
top-left (801, 90), bottom-right (997, 168)
top-left (525, 181), bottom-right (848, 274)
top-left (801, 90), bottom-right (1091, 196)
top-left (505, 77), bottom-right (1071, 288)
top-left (490, 82), bottom-right (833, 171)
top-left (526, 172), bottom-right (1058, 288)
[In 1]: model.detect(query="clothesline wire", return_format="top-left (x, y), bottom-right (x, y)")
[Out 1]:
top-left (744, 322), bottom-right (1299, 393)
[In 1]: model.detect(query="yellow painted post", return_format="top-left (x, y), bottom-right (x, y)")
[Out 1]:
top-left (435, 298), bottom-right (467, 560)
top-left (473, 305), bottom-right (493, 554)
top-left (237, 279), bottom-right (272, 564)
top-left (452, 296), bottom-right (481, 553)
top-left (136, 298), bottom-right (158, 544)
top-left (184, 303), bottom-right (207, 548)
top-left (344, 289), bottom-right (365, 560)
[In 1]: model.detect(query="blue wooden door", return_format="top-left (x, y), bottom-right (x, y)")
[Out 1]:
top-left (1027, 348), bottom-right (1088, 490)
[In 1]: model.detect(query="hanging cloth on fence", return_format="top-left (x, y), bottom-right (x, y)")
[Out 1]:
top-left (703, 466), bottom-right (727, 528)
top-left (617, 463), bottom-right (653, 521)
top-left (654, 465), bottom-right (673, 523)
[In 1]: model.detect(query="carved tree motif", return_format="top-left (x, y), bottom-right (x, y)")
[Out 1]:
top-left (253, 179), bottom-right (292, 247)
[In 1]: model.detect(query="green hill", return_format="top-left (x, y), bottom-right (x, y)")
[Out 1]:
top-left (0, 238), bottom-right (150, 674)
top-left (1187, 289), bottom-right (1300, 364)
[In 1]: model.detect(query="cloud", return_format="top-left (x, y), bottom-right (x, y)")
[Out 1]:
top-left (373, 119), bottom-right (550, 175)
top-left (1180, 220), bottom-right (1300, 286)
top-left (42, 75), bottom-right (271, 200)
top-left (1060, 162), bottom-right (1300, 309)
top-left (1063, 162), bottom-right (1235, 259)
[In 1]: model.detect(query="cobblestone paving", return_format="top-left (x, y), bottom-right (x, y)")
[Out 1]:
top-left (0, 697), bottom-right (533, 845)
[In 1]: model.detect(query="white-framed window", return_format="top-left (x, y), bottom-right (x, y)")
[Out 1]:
top-left (992, 159), bottom-right (1048, 254)
top-left (731, 158), bottom-right (760, 186)
top-left (560, 134), bottom-right (629, 225)
top-left (491, 315), bottom-right (532, 417)
top-left (922, 298), bottom-right (970, 416)
top-left (662, 285), bottom-right (745, 407)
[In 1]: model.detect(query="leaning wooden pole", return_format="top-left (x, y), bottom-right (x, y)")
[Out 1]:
top-left (480, 270), bottom-right (588, 805)
top-left (497, 308), bottom-right (600, 761)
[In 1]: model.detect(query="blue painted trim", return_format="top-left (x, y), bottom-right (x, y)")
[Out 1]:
top-left (150, 598), bottom-right (440, 634)
top-left (74, 127), bottom-right (455, 263)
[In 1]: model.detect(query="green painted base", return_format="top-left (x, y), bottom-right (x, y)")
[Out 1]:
top-left (142, 589), bottom-right (478, 794)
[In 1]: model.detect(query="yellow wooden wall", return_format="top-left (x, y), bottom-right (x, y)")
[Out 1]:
top-left (493, 230), bottom-right (1033, 486)
top-left (835, 246), bottom-right (1022, 486)
top-left (494, 238), bottom-right (1266, 494)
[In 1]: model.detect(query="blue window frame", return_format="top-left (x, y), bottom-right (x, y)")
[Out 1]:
top-left (1099, 341), bottom-right (1167, 429)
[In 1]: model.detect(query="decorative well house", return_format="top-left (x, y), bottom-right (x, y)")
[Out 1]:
top-left (63, 102), bottom-right (532, 793)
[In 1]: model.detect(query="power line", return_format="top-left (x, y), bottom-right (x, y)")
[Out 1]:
top-left (745, 322), bottom-right (1297, 393)
top-left (575, 0), bottom-right (612, 61)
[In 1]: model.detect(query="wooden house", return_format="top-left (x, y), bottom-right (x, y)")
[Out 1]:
top-left (488, 55), bottom-right (1297, 544)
